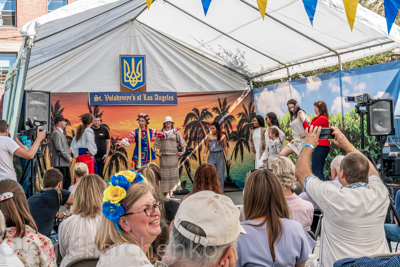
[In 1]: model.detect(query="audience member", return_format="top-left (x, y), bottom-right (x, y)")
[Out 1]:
top-left (95, 181), bottom-right (160, 266)
top-left (270, 156), bottom-right (314, 231)
top-left (68, 162), bottom-right (89, 194)
top-left (0, 180), bottom-right (56, 266)
top-left (139, 164), bottom-right (173, 262)
top-left (237, 169), bottom-right (315, 266)
top-left (0, 120), bottom-right (46, 181)
top-left (181, 163), bottom-right (223, 202)
top-left (163, 191), bottom-right (244, 267)
top-left (295, 126), bottom-right (390, 266)
top-left (384, 189), bottom-right (400, 252)
top-left (141, 163), bottom-right (179, 224)
top-left (59, 174), bottom-right (106, 267)
top-left (51, 115), bottom-right (73, 190)
top-left (91, 116), bottom-right (110, 178)
top-left (28, 169), bottom-right (73, 239)
top-left (298, 155), bottom-right (344, 210)
top-left (0, 209), bottom-right (24, 267)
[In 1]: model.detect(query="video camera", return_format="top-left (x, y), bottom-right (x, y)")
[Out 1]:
top-left (344, 93), bottom-right (372, 105)
top-left (20, 118), bottom-right (49, 141)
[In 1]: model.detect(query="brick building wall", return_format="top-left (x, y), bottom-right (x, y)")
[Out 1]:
top-left (0, 0), bottom-right (78, 53)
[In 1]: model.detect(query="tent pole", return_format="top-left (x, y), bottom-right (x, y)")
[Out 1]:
top-left (8, 36), bottom-right (34, 138)
top-left (338, 54), bottom-right (344, 124)
top-left (287, 67), bottom-right (293, 99)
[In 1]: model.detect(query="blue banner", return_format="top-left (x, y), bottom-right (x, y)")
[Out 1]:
top-left (89, 92), bottom-right (177, 106)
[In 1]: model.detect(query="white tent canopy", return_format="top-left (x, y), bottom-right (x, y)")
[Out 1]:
top-left (18, 0), bottom-right (400, 93)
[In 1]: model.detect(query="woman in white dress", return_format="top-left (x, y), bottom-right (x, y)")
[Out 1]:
top-left (259, 112), bottom-right (286, 168)
top-left (249, 115), bottom-right (266, 169)
top-left (279, 99), bottom-right (310, 157)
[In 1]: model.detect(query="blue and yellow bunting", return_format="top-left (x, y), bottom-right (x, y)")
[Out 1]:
top-left (201, 0), bottom-right (213, 16)
top-left (302, 0), bottom-right (318, 26)
top-left (384, 0), bottom-right (400, 34)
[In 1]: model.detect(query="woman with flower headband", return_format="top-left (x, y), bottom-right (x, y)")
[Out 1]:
top-left (116, 113), bottom-right (181, 170)
top-left (95, 170), bottom-right (162, 266)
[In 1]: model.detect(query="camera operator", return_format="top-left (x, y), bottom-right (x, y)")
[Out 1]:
top-left (0, 120), bottom-right (46, 181)
top-left (51, 115), bottom-right (73, 190)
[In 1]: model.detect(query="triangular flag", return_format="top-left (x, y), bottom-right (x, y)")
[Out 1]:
top-left (146, 0), bottom-right (152, 9)
top-left (384, 0), bottom-right (400, 34)
top-left (343, 0), bottom-right (359, 31)
top-left (201, 0), bottom-right (212, 16)
top-left (302, 0), bottom-right (318, 26)
top-left (257, 0), bottom-right (268, 20)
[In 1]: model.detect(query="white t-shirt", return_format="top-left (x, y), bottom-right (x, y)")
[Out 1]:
top-left (304, 174), bottom-right (390, 266)
top-left (0, 136), bottom-right (21, 181)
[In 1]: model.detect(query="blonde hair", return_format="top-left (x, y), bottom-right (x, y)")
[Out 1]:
top-left (73, 174), bottom-right (107, 218)
top-left (270, 156), bottom-right (296, 189)
top-left (95, 182), bottom-right (153, 252)
top-left (74, 163), bottom-right (89, 179)
top-left (140, 165), bottom-right (163, 201)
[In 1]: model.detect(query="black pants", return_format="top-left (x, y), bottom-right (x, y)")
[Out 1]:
top-left (312, 146), bottom-right (330, 181)
top-left (95, 157), bottom-right (105, 179)
top-left (55, 166), bottom-right (72, 190)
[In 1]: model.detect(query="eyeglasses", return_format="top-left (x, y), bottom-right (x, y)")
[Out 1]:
top-left (123, 201), bottom-right (162, 217)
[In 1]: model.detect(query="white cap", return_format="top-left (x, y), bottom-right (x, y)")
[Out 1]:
top-left (174, 191), bottom-right (246, 246)
top-left (163, 116), bottom-right (174, 124)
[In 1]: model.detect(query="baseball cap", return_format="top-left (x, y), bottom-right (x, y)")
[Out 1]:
top-left (54, 115), bottom-right (68, 125)
top-left (174, 191), bottom-right (246, 246)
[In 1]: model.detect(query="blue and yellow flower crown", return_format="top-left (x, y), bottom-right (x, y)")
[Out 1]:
top-left (137, 113), bottom-right (150, 124)
top-left (102, 170), bottom-right (148, 241)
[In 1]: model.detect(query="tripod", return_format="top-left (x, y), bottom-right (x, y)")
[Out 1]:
top-left (20, 148), bottom-right (45, 198)
top-left (355, 104), bottom-right (400, 224)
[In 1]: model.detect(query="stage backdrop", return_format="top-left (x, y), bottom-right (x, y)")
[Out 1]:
top-left (46, 91), bottom-right (255, 190)
top-left (253, 61), bottom-right (400, 178)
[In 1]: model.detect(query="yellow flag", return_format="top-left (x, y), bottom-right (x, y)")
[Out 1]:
top-left (257, 0), bottom-right (268, 20)
top-left (146, 0), bottom-right (152, 9)
top-left (343, 0), bottom-right (359, 31)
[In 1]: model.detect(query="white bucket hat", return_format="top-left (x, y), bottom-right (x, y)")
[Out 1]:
top-left (174, 191), bottom-right (246, 246)
top-left (163, 116), bottom-right (175, 124)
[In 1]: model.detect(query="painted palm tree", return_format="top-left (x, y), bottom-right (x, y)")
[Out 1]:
top-left (51, 100), bottom-right (65, 133)
top-left (230, 124), bottom-right (251, 162)
top-left (104, 136), bottom-right (129, 179)
top-left (237, 99), bottom-right (255, 136)
top-left (183, 108), bottom-right (213, 165)
top-left (178, 146), bottom-right (197, 184)
top-left (212, 97), bottom-right (236, 137)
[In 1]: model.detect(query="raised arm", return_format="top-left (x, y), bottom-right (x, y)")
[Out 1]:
top-left (152, 127), bottom-right (181, 139)
top-left (119, 130), bottom-right (136, 146)
top-left (295, 126), bottom-right (321, 185)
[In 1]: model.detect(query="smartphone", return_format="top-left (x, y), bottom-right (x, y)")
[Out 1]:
top-left (319, 128), bottom-right (335, 139)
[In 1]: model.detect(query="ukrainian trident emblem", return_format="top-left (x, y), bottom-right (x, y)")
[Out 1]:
top-left (120, 55), bottom-right (146, 91)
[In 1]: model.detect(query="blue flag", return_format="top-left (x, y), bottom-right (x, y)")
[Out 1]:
top-left (384, 0), bottom-right (400, 34)
top-left (201, 0), bottom-right (212, 16)
top-left (302, 0), bottom-right (318, 26)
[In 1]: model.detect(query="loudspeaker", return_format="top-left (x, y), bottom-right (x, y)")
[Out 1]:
top-left (367, 99), bottom-right (395, 136)
top-left (25, 91), bottom-right (51, 132)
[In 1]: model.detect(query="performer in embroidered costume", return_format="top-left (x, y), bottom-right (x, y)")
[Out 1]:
top-left (116, 113), bottom-right (180, 170)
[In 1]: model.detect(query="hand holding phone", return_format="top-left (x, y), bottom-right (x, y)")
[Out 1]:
top-left (319, 128), bottom-right (335, 139)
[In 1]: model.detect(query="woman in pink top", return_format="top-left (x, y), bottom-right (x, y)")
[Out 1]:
top-left (270, 156), bottom-right (314, 231)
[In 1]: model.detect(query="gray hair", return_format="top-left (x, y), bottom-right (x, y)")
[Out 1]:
top-left (163, 221), bottom-right (237, 267)
top-left (0, 210), bottom-right (5, 242)
top-left (330, 155), bottom-right (345, 172)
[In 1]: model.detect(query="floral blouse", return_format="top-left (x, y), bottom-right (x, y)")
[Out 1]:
top-left (5, 225), bottom-right (56, 267)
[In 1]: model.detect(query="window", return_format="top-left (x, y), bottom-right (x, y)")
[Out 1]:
top-left (0, 0), bottom-right (16, 27)
top-left (0, 53), bottom-right (16, 84)
top-left (48, 0), bottom-right (67, 13)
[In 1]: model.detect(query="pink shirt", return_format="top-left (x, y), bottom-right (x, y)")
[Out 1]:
top-left (285, 193), bottom-right (314, 231)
